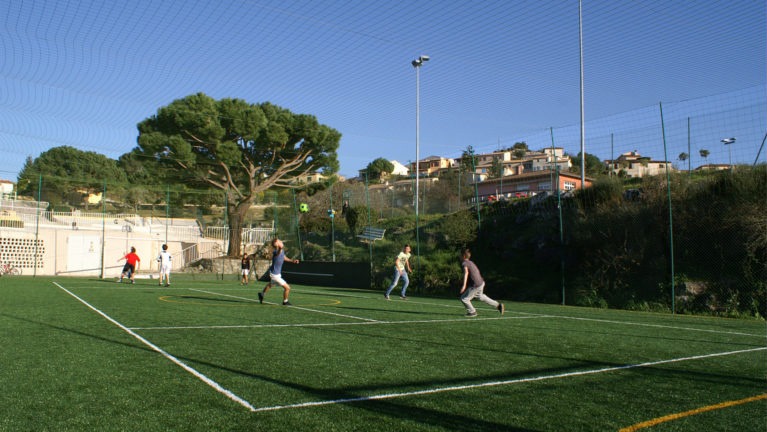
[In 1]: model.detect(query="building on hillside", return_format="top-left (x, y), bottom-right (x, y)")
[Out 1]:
top-left (472, 170), bottom-right (592, 203)
top-left (357, 160), bottom-right (409, 181)
top-left (289, 171), bottom-right (337, 185)
top-left (0, 179), bottom-right (15, 200)
top-left (460, 148), bottom-right (571, 180)
top-left (694, 163), bottom-right (731, 171)
top-left (389, 160), bottom-right (409, 177)
top-left (604, 151), bottom-right (675, 178)
top-left (526, 147), bottom-right (571, 172)
top-left (409, 156), bottom-right (455, 178)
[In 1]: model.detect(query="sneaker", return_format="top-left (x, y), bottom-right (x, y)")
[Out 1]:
top-left (158, 283), bottom-right (162, 287)
top-left (384, 294), bottom-right (390, 300)
top-left (400, 296), bottom-right (407, 300)
top-left (258, 292), bottom-right (264, 304)
top-left (165, 284), bottom-right (170, 287)
top-left (282, 301), bottom-right (292, 306)
top-left (465, 311), bottom-right (478, 317)
top-left (131, 280), bottom-right (135, 284)
top-left (498, 303), bottom-right (505, 315)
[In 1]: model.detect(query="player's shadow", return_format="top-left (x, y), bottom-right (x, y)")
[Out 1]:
top-left (332, 305), bottom-right (455, 316)
top-left (2, 312), bottom-right (535, 430)
top-left (6, 312), bottom-right (763, 431)
top-left (169, 295), bottom-right (248, 304)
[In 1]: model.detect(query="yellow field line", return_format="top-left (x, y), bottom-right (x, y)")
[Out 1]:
top-left (619, 393), bottom-right (767, 431)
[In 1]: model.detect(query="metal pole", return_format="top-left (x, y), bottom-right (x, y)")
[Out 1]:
top-left (291, 188), bottom-right (304, 261)
top-left (165, 184), bottom-right (169, 244)
top-left (411, 55), bottom-right (428, 270)
top-left (471, 148), bottom-right (481, 230)
top-left (578, 0), bottom-right (586, 188)
top-left (754, 131), bottom-right (767, 166)
top-left (415, 64), bottom-right (421, 271)
top-left (610, 133), bottom-right (614, 177)
top-left (687, 117), bottom-right (691, 177)
top-left (549, 128), bottom-right (555, 190)
top-left (100, 179), bottom-right (106, 279)
top-left (329, 184), bottom-right (335, 262)
top-left (365, 171), bottom-right (373, 280)
top-left (660, 102), bottom-right (676, 314)
top-left (33, 174), bottom-right (41, 277)
top-left (415, 64), bottom-right (420, 222)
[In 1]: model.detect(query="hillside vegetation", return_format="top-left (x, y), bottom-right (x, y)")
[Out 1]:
top-left (297, 167), bottom-right (766, 319)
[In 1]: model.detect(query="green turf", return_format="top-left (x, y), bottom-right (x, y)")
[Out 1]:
top-left (1, 276), bottom-right (764, 431)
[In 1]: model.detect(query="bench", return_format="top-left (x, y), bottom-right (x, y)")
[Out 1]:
top-left (357, 227), bottom-right (385, 242)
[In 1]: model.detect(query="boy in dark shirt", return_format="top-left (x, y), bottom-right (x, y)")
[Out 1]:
top-left (459, 248), bottom-right (504, 317)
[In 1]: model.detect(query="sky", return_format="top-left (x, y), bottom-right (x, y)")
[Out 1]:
top-left (0, 0), bottom-right (764, 182)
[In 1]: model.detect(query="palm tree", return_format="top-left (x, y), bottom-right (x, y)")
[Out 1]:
top-left (699, 149), bottom-right (710, 165)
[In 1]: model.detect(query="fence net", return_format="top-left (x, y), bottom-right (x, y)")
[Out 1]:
top-left (1, 91), bottom-right (764, 318)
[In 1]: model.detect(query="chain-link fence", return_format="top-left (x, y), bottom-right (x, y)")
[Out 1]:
top-left (1, 93), bottom-right (764, 317)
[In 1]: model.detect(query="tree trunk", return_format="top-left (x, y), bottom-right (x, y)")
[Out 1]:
top-left (226, 199), bottom-right (252, 257)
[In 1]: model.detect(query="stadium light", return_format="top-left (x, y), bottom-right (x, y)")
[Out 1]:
top-left (412, 55), bottom-right (429, 269)
top-left (721, 137), bottom-right (736, 170)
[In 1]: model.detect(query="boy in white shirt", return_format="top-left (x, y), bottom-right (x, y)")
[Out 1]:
top-left (157, 244), bottom-right (172, 287)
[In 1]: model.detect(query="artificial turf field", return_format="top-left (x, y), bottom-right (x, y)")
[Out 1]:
top-left (1, 275), bottom-right (765, 431)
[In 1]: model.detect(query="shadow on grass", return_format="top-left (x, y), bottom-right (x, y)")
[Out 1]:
top-left (4, 310), bottom-right (764, 431)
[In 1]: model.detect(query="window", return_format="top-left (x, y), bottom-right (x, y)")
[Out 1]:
top-left (564, 181), bottom-right (576, 190)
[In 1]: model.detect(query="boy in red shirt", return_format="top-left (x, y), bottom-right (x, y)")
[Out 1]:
top-left (118, 247), bottom-right (141, 284)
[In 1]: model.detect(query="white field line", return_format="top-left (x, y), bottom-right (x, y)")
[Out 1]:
top-left (251, 346), bottom-right (767, 413)
top-left (295, 287), bottom-right (466, 309)
top-left (130, 315), bottom-right (542, 330)
top-left (191, 288), bottom-right (380, 322)
top-left (520, 313), bottom-right (767, 339)
top-left (52, 282), bottom-right (256, 412)
top-left (113, 284), bottom-right (763, 339)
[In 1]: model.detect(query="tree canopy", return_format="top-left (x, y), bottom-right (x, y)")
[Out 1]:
top-left (510, 141), bottom-right (528, 159)
top-left (569, 152), bottom-right (604, 178)
top-left (132, 93), bottom-right (341, 256)
top-left (17, 146), bottom-right (127, 209)
top-left (364, 157), bottom-right (394, 182)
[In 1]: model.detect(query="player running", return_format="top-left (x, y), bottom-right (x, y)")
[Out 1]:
top-left (118, 247), bottom-right (141, 284)
top-left (258, 238), bottom-right (299, 306)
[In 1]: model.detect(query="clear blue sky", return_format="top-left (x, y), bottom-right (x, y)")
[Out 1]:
top-left (0, 0), bottom-right (764, 181)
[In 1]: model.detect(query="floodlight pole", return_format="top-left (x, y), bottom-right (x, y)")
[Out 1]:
top-left (578, 0), bottom-right (586, 188)
top-left (722, 137), bottom-right (736, 171)
top-left (412, 54), bottom-right (429, 270)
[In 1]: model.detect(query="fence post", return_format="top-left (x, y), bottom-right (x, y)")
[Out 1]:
top-left (33, 174), bottom-right (41, 277)
top-left (660, 102), bottom-right (676, 314)
top-left (100, 179), bottom-right (106, 279)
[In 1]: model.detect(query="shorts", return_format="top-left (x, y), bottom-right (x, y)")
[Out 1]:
top-left (122, 263), bottom-right (135, 275)
top-left (241, 268), bottom-right (250, 277)
top-left (269, 272), bottom-right (287, 286)
top-left (159, 265), bottom-right (171, 275)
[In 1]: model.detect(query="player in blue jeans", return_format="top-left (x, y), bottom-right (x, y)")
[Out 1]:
top-left (385, 244), bottom-right (413, 300)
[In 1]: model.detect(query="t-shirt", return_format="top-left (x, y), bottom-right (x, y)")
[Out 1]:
top-left (241, 257), bottom-right (251, 270)
top-left (395, 252), bottom-right (411, 271)
top-left (462, 259), bottom-right (484, 286)
top-left (157, 251), bottom-right (172, 267)
top-left (124, 252), bottom-right (140, 266)
top-left (270, 249), bottom-right (286, 274)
